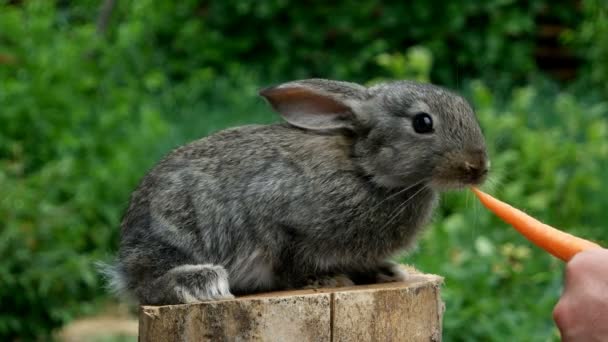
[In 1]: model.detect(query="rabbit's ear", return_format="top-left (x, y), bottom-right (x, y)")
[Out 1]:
top-left (260, 80), bottom-right (364, 130)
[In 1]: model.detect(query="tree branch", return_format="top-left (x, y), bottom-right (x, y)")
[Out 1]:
top-left (96, 0), bottom-right (116, 36)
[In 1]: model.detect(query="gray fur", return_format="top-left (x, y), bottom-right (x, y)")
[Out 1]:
top-left (108, 78), bottom-right (488, 305)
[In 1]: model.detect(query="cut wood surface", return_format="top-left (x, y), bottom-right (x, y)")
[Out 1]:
top-left (139, 271), bottom-right (443, 342)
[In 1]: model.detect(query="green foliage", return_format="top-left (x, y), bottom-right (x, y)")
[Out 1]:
top-left (0, 2), bottom-right (170, 339)
top-left (1, 0), bottom-right (607, 340)
top-left (98, 0), bottom-right (577, 86)
top-left (567, 0), bottom-right (608, 96)
top-left (369, 46), bottom-right (433, 84)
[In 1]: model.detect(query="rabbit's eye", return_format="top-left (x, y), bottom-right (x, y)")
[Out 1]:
top-left (412, 113), bottom-right (434, 134)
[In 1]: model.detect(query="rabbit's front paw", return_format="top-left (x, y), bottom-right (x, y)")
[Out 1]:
top-left (349, 261), bottom-right (409, 285)
top-left (303, 274), bottom-right (355, 289)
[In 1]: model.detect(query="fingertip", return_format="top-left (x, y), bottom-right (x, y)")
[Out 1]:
top-left (552, 299), bottom-right (569, 330)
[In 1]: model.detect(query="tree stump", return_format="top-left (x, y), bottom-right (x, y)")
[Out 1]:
top-left (139, 270), bottom-right (443, 342)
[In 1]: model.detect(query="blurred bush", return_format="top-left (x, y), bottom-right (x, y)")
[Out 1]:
top-left (0, 2), bottom-right (169, 339)
top-left (568, 0), bottom-right (608, 96)
top-left (99, 0), bottom-right (579, 86)
top-left (0, 0), bottom-right (607, 340)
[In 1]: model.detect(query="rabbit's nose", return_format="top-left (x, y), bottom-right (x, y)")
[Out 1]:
top-left (464, 161), bottom-right (488, 176)
top-left (464, 149), bottom-right (489, 179)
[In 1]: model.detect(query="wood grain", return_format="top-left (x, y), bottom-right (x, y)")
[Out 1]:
top-left (139, 272), bottom-right (443, 342)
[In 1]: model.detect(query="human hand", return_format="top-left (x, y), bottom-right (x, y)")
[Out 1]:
top-left (553, 248), bottom-right (608, 341)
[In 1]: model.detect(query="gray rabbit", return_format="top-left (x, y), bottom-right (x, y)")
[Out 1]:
top-left (106, 79), bottom-right (488, 305)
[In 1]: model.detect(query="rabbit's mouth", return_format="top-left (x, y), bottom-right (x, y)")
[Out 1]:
top-left (430, 172), bottom-right (488, 190)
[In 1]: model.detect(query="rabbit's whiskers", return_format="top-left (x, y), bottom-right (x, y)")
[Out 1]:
top-left (360, 178), bottom-right (429, 217)
top-left (378, 184), bottom-right (430, 232)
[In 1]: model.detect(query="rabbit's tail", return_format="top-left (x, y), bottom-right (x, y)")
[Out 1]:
top-left (95, 260), bottom-right (130, 299)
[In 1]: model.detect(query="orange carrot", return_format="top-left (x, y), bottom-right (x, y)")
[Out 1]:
top-left (471, 187), bottom-right (601, 262)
